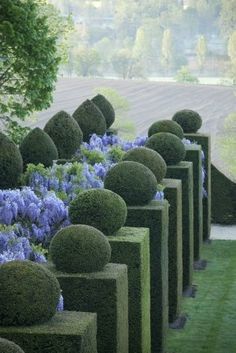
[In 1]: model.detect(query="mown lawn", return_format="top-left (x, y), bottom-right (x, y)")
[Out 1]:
top-left (167, 240), bottom-right (236, 353)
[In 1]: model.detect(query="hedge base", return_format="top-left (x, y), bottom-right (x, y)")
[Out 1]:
top-left (0, 311), bottom-right (97, 353)
top-left (185, 144), bottom-right (203, 261)
top-left (48, 263), bottom-right (128, 353)
top-left (108, 227), bottom-right (151, 353)
top-left (184, 133), bottom-right (211, 240)
top-left (166, 161), bottom-right (194, 292)
top-left (125, 200), bottom-right (169, 353)
top-left (163, 178), bottom-right (183, 323)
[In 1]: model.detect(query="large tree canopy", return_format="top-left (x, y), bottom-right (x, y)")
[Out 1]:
top-left (0, 0), bottom-right (60, 119)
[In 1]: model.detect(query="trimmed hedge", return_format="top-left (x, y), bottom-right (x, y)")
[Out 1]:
top-left (0, 338), bottom-right (25, 353)
top-left (163, 178), bottom-right (183, 323)
top-left (148, 120), bottom-right (184, 139)
top-left (0, 311), bottom-right (97, 353)
top-left (49, 225), bottom-right (111, 273)
top-left (122, 147), bottom-right (167, 183)
top-left (185, 133), bottom-right (211, 241)
top-left (145, 132), bottom-right (186, 165)
top-left (125, 200), bottom-right (169, 353)
top-left (0, 132), bottom-right (23, 189)
top-left (68, 189), bottom-right (127, 235)
top-left (185, 145), bottom-right (203, 261)
top-left (166, 162), bottom-right (194, 291)
top-left (172, 109), bottom-right (202, 133)
top-left (104, 161), bottom-right (158, 206)
top-left (108, 227), bottom-right (151, 353)
top-left (44, 110), bottom-right (83, 159)
top-left (0, 261), bottom-right (60, 326)
top-left (72, 99), bottom-right (106, 142)
top-left (91, 94), bottom-right (115, 129)
top-left (19, 128), bottom-right (58, 169)
top-left (49, 263), bottom-right (129, 353)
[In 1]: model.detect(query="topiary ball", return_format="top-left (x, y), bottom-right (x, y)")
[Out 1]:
top-left (0, 261), bottom-right (60, 326)
top-left (49, 225), bottom-right (111, 273)
top-left (0, 132), bottom-right (23, 189)
top-left (104, 161), bottom-right (158, 206)
top-left (44, 110), bottom-right (83, 159)
top-left (72, 99), bottom-right (107, 142)
top-left (69, 188), bottom-right (127, 235)
top-left (91, 94), bottom-right (115, 129)
top-left (19, 128), bottom-right (58, 169)
top-left (122, 147), bottom-right (167, 183)
top-left (148, 119), bottom-right (184, 139)
top-left (145, 132), bottom-right (186, 165)
top-left (172, 109), bottom-right (202, 133)
top-left (0, 338), bottom-right (25, 353)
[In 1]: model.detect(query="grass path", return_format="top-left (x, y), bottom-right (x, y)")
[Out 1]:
top-left (167, 240), bottom-right (236, 353)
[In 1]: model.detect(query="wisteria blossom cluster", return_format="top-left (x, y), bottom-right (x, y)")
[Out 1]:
top-left (0, 188), bottom-right (69, 248)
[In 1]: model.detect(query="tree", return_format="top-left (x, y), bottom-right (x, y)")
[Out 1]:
top-left (227, 31), bottom-right (236, 84)
top-left (75, 47), bottom-right (101, 77)
top-left (161, 29), bottom-right (173, 73)
top-left (0, 0), bottom-right (60, 120)
top-left (196, 35), bottom-right (207, 72)
top-left (219, 0), bottom-right (236, 39)
top-left (111, 49), bottom-right (134, 79)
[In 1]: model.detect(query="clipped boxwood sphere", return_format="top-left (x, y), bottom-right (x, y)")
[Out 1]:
top-left (122, 147), bottom-right (167, 183)
top-left (91, 94), bottom-right (115, 129)
top-left (0, 338), bottom-right (25, 353)
top-left (69, 188), bottom-right (127, 235)
top-left (148, 119), bottom-right (184, 139)
top-left (19, 128), bottom-right (58, 169)
top-left (172, 109), bottom-right (202, 133)
top-left (145, 132), bottom-right (186, 165)
top-left (49, 225), bottom-right (111, 273)
top-left (104, 161), bottom-right (158, 206)
top-left (44, 110), bottom-right (83, 159)
top-left (0, 261), bottom-right (60, 326)
top-left (0, 132), bottom-right (23, 189)
top-left (72, 99), bottom-right (107, 142)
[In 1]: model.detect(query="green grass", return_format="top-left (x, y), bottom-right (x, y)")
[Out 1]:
top-left (167, 240), bottom-right (236, 353)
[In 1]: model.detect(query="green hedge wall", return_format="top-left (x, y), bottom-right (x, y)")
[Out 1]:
top-left (185, 145), bottom-right (203, 261)
top-left (108, 227), bottom-right (151, 353)
top-left (163, 179), bottom-right (183, 323)
top-left (125, 200), bottom-right (169, 353)
top-left (48, 263), bottom-right (128, 353)
top-left (0, 311), bottom-right (97, 353)
top-left (166, 162), bottom-right (194, 292)
top-left (184, 133), bottom-right (211, 240)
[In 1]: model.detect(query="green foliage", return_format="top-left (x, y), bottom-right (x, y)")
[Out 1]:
top-left (161, 29), bottom-right (174, 72)
top-left (172, 109), bottom-right (202, 133)
top-left (80, 147), bottom-right (105, 165)
top-left (0, 131), bottom-right (23, 189)
top-left (91, 94), bottom-right (115, 129)
top-left (227, 31), bottom-right (236, 84)
top-left (44, 110), bottom-right (83, 159)
top-left (196, 35), bottom-right (207, 72)
top-left (175, 66), bottom-right (199, 83)
top-left (0, 0), bottom-right (60, 119)
top-left (21, 163), bottom-right (49, 185)
top-left (148, 120), bottom-right (184, 139)
top-left (3, 118), bottom-right (31, 146)
top-left (145, 132), bottom-right (186, 165)
top-left (0, 338), bottom-right (25, 353)
top-left (74, 46), bottom-right (101, 76)
top-left (20, 128), bottom-right (58, 169)
top-left (94, 87), bottom-right (136, 140)
top-left (219, 0), bottom-right (236, 39)
top-left (122, 147), bottom-right (167, 183)
top-left (49, 224), bottom-right (111, 273)
top-left (72, 99), bottom-right (107, 142)
top-left (104, 161), bottom-right (158, 206)
top-left (69, 188), bottom-right (127, 235)
top-left (0, 260), bottom-right (60, 326)
top-left (107, 145), bottom-right (126, 163)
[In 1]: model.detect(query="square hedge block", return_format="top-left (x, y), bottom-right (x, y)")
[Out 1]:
top-left (125, 200), bottom-right (169, 353)
top-left (48, 263), bottom-right (128, 353)
top-left (108, 227), bottom-right (151, 353)
top-left (185, 144), bottom-right (203, 261)
top-left (166, 161), bottom-right (194, 291)
top-left (0, 311), bottom-right (97, 353)
top-left (184, 133), bottom-right (211, 241)
top-left (163, 178), bottom-right (183, 323)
